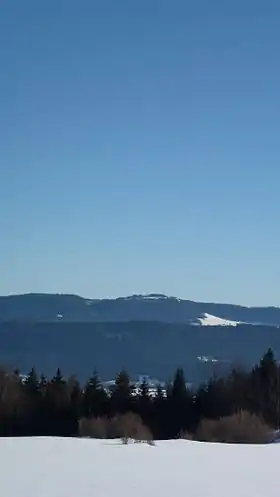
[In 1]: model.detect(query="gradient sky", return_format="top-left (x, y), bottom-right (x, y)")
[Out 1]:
top-left (1, 0), bottom-right (280, 305)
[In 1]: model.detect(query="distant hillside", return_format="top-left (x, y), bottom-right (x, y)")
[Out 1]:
top-left (1, 292), bottom-right (280, 326)
top-left (0, 320), bottom-right (280, 384)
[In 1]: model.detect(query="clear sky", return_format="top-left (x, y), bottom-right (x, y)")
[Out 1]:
top-left (1, 0), bottom-right (280, 306)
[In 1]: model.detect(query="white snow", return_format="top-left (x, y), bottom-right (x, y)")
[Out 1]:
top-left (124, 294), bottom-right (181, 301)
top-left (197, 355), bottom-right (219, 363)
top-left (1, 437), bottom-right (279, 497)
top-left (132, 293), bottom-right (169, 300)
top-left (197, 312), bottom-right (241, 326)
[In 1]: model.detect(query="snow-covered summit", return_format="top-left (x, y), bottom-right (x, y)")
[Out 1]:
top-left (124, 293), bottom-right (181, 301)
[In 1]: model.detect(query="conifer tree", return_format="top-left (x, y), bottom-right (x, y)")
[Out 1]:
top-left (139, 377), bottom-right (150, 398)
top-left (52, 367), bottom-right (65, 385)
top-left (165, 379), bottom-right (173, 400)
top-left (83, 371), bottom-right (108, 417)
top-left (68, 375), bottom-right (82, 418)
top-left (111, 369), bottom-right (132, 414)
top-left (258, 349), bottom-right (280, 426)
top-left (171, 368), bottom-right (188, 402)
top-left (170, 368), bottom-right (191, 437)
top-left (22, 368), bottom-right (41, 434)
top-left (155, 383), bottom-right (164, 401)
top-left (138, 377), bottom-right (151, 414)
top-left (24, 367), bottom-right (40, 401)
top-left (48, 368), bottom-right (69, 411)
top-left (39, 373), bottom-right (47, 394)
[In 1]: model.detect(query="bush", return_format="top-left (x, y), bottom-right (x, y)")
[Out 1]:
top-left (194, 410), bottom-right (271, 444)
top-left (181, 430), bottom-right (194, 440)
top-left (119, 412), bottom-right (154, 445)
top-left (78, 412), bottom-right (154, 445)
top-left (78, 417), bottom-right (107, 439)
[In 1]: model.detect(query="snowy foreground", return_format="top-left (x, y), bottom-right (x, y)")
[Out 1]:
top-left (1, 437), bottom-right (279, 497)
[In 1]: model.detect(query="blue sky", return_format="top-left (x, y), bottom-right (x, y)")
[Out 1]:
top-left (1, 0), bottom-right (280, 305)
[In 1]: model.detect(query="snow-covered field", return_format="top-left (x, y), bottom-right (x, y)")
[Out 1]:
top-left (1, 437), bottom-right (279, 497)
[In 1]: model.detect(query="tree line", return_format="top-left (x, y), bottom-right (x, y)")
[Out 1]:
top-left (0, 348), bottom-right (279, 439)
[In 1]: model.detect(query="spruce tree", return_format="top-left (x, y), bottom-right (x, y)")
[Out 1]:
top-left (171, 368), bottom-right (188, 402)
top-left (155, 383), bottom-right (164, 401)
top-left (23, 368), bottom-right (41, 434)
top-left (139, 377), bottom-right (150, 398)
top-left (170, 368), bottom-right (190, 437)
top-left (68, 375), bottom-right (82, 418)
top-left (111, 369), bottom-right (132, 414)
top-left (258, 349), bottom-right (280, 426)
top-left (48, 368), bottom-right (68, 411)
top-left (83, 371), bottom-right (108, 417)
top-left (24, 367), bottom-right (40, 401)
top-left (52, 367), bottom-right (65, 385)
top-left (138, 377), bottom-right (151, 414)
top-left (39, 373), bottom-right (47, 394)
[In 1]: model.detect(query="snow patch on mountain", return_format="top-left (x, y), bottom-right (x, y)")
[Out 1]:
top-left (197, 355), bottom-right (219, 363)
top-left (197, 313), bottom-right (241, 327)
top-left (124, 293), bottom-right (181, 302)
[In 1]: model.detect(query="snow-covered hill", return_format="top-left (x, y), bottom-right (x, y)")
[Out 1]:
top-left (1, 437), bottom-right (279, 497)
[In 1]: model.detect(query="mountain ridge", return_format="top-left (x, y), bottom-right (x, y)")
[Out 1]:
top-left (1, 292), bottom-right (280, 326)
top-left (3, 291), bottom-right (278, 307)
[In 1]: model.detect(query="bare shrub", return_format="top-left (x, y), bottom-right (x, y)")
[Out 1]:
top-left (78, 417), bottom-right (107, 439)
top-left (0, 369), bottom-right (28, 422)
top-left (106, 416), bottom-right (124, 439)
top-left (181, 430), bottom-right (194, 440)
top-left (194, 410), bottom-right (271, 444)
top-left (78, 412), bottom-right (154, 445)
top-left (119, 412), bottom-right (154, 445)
